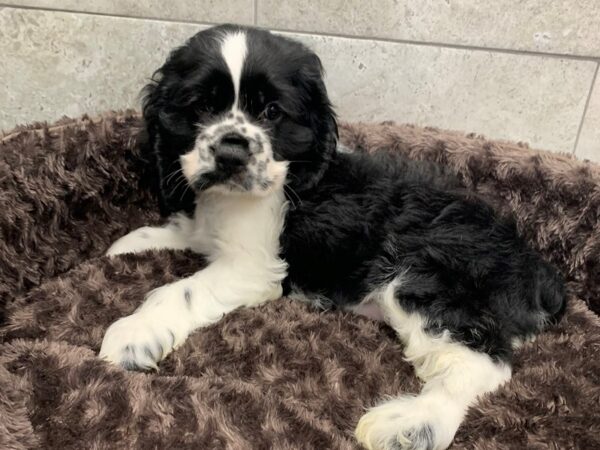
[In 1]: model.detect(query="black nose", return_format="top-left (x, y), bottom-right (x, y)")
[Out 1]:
top-left (214, 133), bottom-right (250, 173)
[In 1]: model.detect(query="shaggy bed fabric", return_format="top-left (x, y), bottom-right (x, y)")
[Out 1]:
top-left (1, 111), bottom-right (599, 449)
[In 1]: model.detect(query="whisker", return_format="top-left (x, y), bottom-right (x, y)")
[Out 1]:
top-left (168, 173), bottom-right (185, 189)
top-left (200, 181), bottom-right (210, 193)
top-left (168, 175), bottom-right (188, 198)
top-left (284, 184), bottom-right (302, 209)
top-left (179, 178), bottom-right (196, 202)
top-left (283, 185), bottom-right (296, 209)
top-left (167, 159), bottom-right (179, 169)
top-left (164, 168), bottom-right (184, 185)
top-left (285, 171), bottom-right (301, 182)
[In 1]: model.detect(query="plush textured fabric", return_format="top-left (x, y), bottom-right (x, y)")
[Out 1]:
top-left (1, 112), bottom-right (599, 449)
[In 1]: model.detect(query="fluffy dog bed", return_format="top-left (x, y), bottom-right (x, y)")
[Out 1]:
top-left (1, 111), bottom-right (599, 449)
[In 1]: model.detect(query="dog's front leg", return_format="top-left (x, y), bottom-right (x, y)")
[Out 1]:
top-left (99, 255), bottom-right (285, 370)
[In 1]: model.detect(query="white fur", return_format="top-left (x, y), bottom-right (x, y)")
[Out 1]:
top-left (181, 110), bottom-right (287, 196)
top-left (288, 284), bottom-right (333, 311)
top-left (101, 29), bottom-right (509, 447)
top-left (179, 30), bottom-right (285, 196)
top-left (105, 215), bottom-right (195, 256)
top-left (355, 278), bottom-right (512, 450)
top-left (511, 334), bottom-right (537, 350)
top-left (220, 31), bottom-right (247, 109)
top-left (100, 188), bottom-right (288, 369)
top-left (101, 29), bottom-right (290, 370)
top-left (337, 143), bottom-right (354, 154)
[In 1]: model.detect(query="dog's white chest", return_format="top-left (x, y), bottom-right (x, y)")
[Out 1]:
top-left (190, 189), bottom-right (288, 260)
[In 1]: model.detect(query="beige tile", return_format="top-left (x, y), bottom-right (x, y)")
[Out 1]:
top-left (1, 0), bottom-right (253, 24)
top-left (0, 8), bottom-right (594, 155)
top-left (575, 70), bottom-right (600, 162)
top-left (260, 0), bottom-right (600, 58)
top-left (285, 32), bottom-right (595, 153)
top-left (0, 8), bottom-right (203, 131)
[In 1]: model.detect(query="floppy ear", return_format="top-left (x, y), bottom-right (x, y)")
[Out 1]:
top-left (140, 46), bottom-right (200, 217)
top-left (291, 54), bottom-right (339, 192)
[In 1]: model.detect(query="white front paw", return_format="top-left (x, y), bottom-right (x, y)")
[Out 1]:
top-left (355, 396), bottom-right (458, 450)
top-left (99, 312), bottom-right (179, 371)
top-left (106, 226), bottom-right (160, 256)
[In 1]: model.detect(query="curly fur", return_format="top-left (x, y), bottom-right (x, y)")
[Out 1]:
top-left (1, 112), bottom-right (599, 449)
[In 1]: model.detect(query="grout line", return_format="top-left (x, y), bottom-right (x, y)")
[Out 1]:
top-left (2, 3), bottom-right (600, 63)
top-left (0, 3), bottom-right (220, 24)
top-left (572, 62), bottom-right (599, 156)
top-left (271, 26), bottom-right (600, 63)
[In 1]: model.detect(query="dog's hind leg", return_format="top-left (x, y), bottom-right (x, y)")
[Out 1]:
top-left (355, 280), bottom-right (511, 450)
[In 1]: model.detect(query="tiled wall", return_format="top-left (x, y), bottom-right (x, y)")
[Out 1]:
top-left (1, 1), bottom-right (599, 161)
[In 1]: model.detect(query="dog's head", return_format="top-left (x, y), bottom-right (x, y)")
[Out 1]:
top-left (142, 24), bottom-right (337, 214)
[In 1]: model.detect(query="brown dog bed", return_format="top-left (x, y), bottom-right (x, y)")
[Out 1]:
top-left (1, 111), bottom-right (599, 449)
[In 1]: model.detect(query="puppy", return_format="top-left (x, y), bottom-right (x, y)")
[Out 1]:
top-left (100, 25), bottom-right (566, 450)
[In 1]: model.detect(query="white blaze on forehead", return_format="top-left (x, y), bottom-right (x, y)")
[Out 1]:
top-left (220, 31), bottom-right (247, 109)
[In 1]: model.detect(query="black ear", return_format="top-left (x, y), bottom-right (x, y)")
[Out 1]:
top-left (140, 46), bottom-right (200, 217)
top-left (290, 54), bottom-right (338, 192)
top-left (141, 82), bottom-right (197, 216)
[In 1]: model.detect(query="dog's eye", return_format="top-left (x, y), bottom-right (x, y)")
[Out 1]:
top-left (263, 102), bottom-right (282, 121)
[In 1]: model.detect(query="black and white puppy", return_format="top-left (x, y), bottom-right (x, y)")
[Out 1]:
top-left (100, 25), bottom-right (566, 450)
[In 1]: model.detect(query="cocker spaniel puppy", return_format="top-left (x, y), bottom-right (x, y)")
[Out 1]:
top-left (100, 25), bottom-right (565, 450)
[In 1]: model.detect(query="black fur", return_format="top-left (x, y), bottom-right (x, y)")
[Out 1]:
top-left (141, 24), bottom-right (566, 362)
top-left (282, 150), bottom-right (566, 359)
top-left (142, 24), bottom-right (337, 215)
